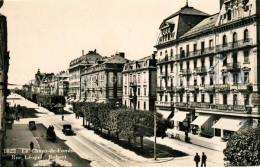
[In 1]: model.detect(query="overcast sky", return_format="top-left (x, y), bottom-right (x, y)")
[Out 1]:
top-left (2, 0), bottom-right (219, 86)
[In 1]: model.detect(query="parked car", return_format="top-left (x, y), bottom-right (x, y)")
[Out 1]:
top-left (28, 121), bottom-right (36, 130)
top-left (62, 124), bottom-right (75, 136)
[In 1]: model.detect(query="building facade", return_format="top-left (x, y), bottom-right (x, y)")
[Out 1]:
top-left (80, 52), bottom-right (128, 103)
top-left (68, 50), bottom-right (102, 101)
top-left (122, 54), bottom-right (157, 111)
top-left (155, 0), bottom-right (260, 139)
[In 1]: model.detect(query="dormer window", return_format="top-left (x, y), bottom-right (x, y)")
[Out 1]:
top-left (227, 10), bottom-right (232, 21)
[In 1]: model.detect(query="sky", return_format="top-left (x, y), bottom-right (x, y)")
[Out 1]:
top-left (1, 0), bottom-right (219, 86)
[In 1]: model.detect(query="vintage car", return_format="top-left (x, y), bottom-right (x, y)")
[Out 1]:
top-left (46, 126), bottom-right (56, 142)
top-left (62, 124), bottom-right (75, 136)
top-left (28, 121), bottom-right (36, 130)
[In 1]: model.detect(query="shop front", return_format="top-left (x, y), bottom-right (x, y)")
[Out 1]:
top-left (191, 114), bottom-right (214, 136)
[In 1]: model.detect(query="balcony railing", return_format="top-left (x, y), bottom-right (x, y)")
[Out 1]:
top-left (175, 102), bottom-right (187, 108)
top-left (237, 84), bottom-right (252, 92)
top-left (194, 67), bottom-right (207, 75)
top-left (166, 86), bottom-right (175, 93)
top-left (216, 39), bottom-right (253, 52)
top-left (175, 47), bottom-right (215, 61)
top-left (185, 85), bottom-right (199, 92)
top-left (155, 101), bottom-right (174, 107)
top-left (175, 86), bottom-right (185, 93)
top-left (179, 69), bottom-right (191, 76)
top-left (156, 87), bottom-right (165, 93)
top-left (204, 85), bottom-right (215, 92)
top-left (190, 102), bottom-right (210, 108)
top-left (215, 84), bottom-right (230, 92)
top-left (226, 62), bottom-right (241, 72)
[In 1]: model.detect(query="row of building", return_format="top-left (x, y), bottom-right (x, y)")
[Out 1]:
top-left (29, 0), bottom-right (260, 140)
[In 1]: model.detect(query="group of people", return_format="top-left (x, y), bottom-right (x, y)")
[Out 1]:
top-left (194, 152), bottom-right (207, 167)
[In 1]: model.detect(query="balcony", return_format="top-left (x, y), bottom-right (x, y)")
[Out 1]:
top-left (194, 67), bottom-right (207, 75)
top-left (226, 62), bottom-right (241, 72)
top-left (185, 85), bottom-right (199, 92)
top-left (215, 39), bottom-right (253, 53)
top-left (190, 102), bottom-right (210, 108)
top-left (175, 47), bottom-right (215, 61)
top-left (166, 86), bottom-right (175, 93)
top-left (215, 84), bottom-right (230, 92)
top-left (216, 104), bottom-right (229, 110)
top-left (156, 87), bottom-right (165, 93)
top-left (175, 102), bottom-right (188, 108)
top-left (157, 56), bottom-right (174, 64)
top-left (175, 86), bottom-right (185, 93)
top-left (156, 101), bottom-right (174, 107)
top-left (237, 84), bottom-right (252, 92)
top-left (204, 85), bottom-right (215, 92)
top-left (179, 69), bottom-right (191, 76)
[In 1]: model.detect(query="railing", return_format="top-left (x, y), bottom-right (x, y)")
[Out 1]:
top-left (194, 67), bottom-right (207, 75)
top-left (179, 69), bottom-right (191, 76)
top-left (155, 101), bottom-right (173, 107)
top-left (166, 86), bottom-right (175, 92)
top-left (156, 87), bottom-right (165, 92)
top-left (215, 39), bottom-right (253, 52)
top-left (175, 102), bottom-right (187, 107)
top-left (175, 47), bottom-right (215, 61)
top-left (216, 104), bottom-right (229, 110)
top-left (158, 56), bottom-right (175, 63)
top-left (175, 86), bottom-right (185, 93)
top-left (226, 62), bottom-right (241, 72)
top-left (185, 85), bottom-right (199, 92)
top-left (190, 102), bottom-right (210, 108)
top-left (204, 85), bottom-right (215, 92)
top-left (215, 84), bottom-right (230, 92)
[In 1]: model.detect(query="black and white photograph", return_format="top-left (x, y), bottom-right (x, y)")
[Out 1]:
top-left (0, 0), bottom-right (260, 166)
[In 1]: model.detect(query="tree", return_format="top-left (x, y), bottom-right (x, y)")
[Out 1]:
top-left (223, 125), bottom-right (260, 166)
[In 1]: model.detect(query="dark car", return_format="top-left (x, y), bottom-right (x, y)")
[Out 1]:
top-left (28, 121), bottom-right (36, 130)
top-left (62, 124), bottom-right (75, 135)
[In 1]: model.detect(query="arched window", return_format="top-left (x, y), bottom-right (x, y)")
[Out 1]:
top-left (233, 94), bottom-right (237, 106)
top-left (244, 29), bottom-right (249, 42)
top-left (223, 35), bottom-right (227, 46)
top-left (233, 32), bottom-right (237, 47)
top-left (170, 49), bottom-right (173, 57)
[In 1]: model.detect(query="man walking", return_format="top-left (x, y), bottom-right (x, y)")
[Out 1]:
top-left (201, 152), bottom-right (207, 167)
top-left (194, 152), bottom-right (200, 167)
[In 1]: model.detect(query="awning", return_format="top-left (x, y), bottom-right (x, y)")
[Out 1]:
top-left (212, 118), bottom-right (247, 131)
top-left (171, 112), bottom-right (189, 122)
top-left (191, 115), bottom-right (212, 126)
top-left (157, 110), bottom-right (172, 119)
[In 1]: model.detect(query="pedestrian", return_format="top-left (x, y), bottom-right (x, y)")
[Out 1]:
top-left (41, 153), bottom-right (45, 160)
top-left (201, 152), bottom-right (207, 167)
top-left (62, 115), bottom-right (64, 121)
top-left (194, 152), bottom-right (200, 167)
top-left (29, 141), bottom-right (34, 153)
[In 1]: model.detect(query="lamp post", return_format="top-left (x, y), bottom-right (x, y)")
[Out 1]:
top-left (154, 104), bottom-right (157, 160)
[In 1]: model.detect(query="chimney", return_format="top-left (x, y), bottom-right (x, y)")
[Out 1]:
top-left (82, 49), bottom-right (84, 56)
top-left (119, 52), bottom-right (125, 58)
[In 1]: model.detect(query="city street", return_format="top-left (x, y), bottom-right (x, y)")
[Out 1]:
top-left (5, 93), bottom-right (225, 167)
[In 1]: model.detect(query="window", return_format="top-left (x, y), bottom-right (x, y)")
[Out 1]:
top-left (137, 73), bottom-right (141, 83)
top-left (210, 94), bottom-right (214, 104)
top-left (244, 29), bottom-right (249, 42)
top-left (194, 94), bottom-right (197, 102)
top-left (244, 50), bottom-right (249, 63)
top-left (170, 78), bottom-right (173, 87)
top-left (186, 45), bottom-right (189, 56)
top-left (187, 76), bottom-right (190, 86)
top-left (124, 86), bottom-right (127, 95)
top-left (201, 59), bottom-right (205, 68)
top-left (223, 35), bottom-right (227, 46)
top-left (170, 49), bottom-right (173, 57)
top-left (194, 78), bottom-right (197, 86)
top-left (223, 54), bottom-right (227, 66)
top-left (170, 63), bottom-right (174, 72)
top-left (180, 79), bottom-right (183, 86)
top-left (143, 72), bottom-right (147, 83)
top-left (187, 94), bottom-right (190, 103)
top-left (160, 79), bottom-right (162, 87)
top-left (187, 61), bottom-right (190, 69)
top-left (138, 88), bottom-right (140, 96)
top-left (233, 74), bottom-right (238, 84)
top-left (201, 94), bottom-right (205, 103)
top-left (160, 66), bottom-right (163, 74)
top-left (227, 10), bottom-right (232, 21)
top-left (244, 72), bottom-right (249, 83)
top-left (209, 39), bottom-right (213, 49)
top-left (125, 100), bottom-right (127, 106)
top-left (180, 63), bottom-right (183, 70)
top-left (194, 60), bottom-right (197, 69)
top-left (223, 74), bottom-right (226, 84)
top-left (180, 94), bottom-right (183, 102)
top-left (124, 75), bottom-right (127, 83)
top-left (244, 94), bottom-right (249, 105)
top-left (201, 76), bottom-right (205, 86)
top-left (233, 94), bottom-right (237, 106)
top-left (201, 41), bottom-right (205, 52)
top-left (223, 94), bottom-right (227, 105)
top-left (160, 95), bottom-right (162, 101)
top-left (210, 57), bottom-right (214, 67)
top-left (165, 95), bottom-right (168, 102)
top-left (233, 32), bottom-right (237, 43)
top-left (210, 76), bottom-right (214, 85)
top-left (144, 87), bottom-right (146, 96)
top-left (193, 43), bottom-right (197, 52)
top-left (138, 101), bottom-right (140, 109)
top-left (144, 102), bottom-right (146, 110)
